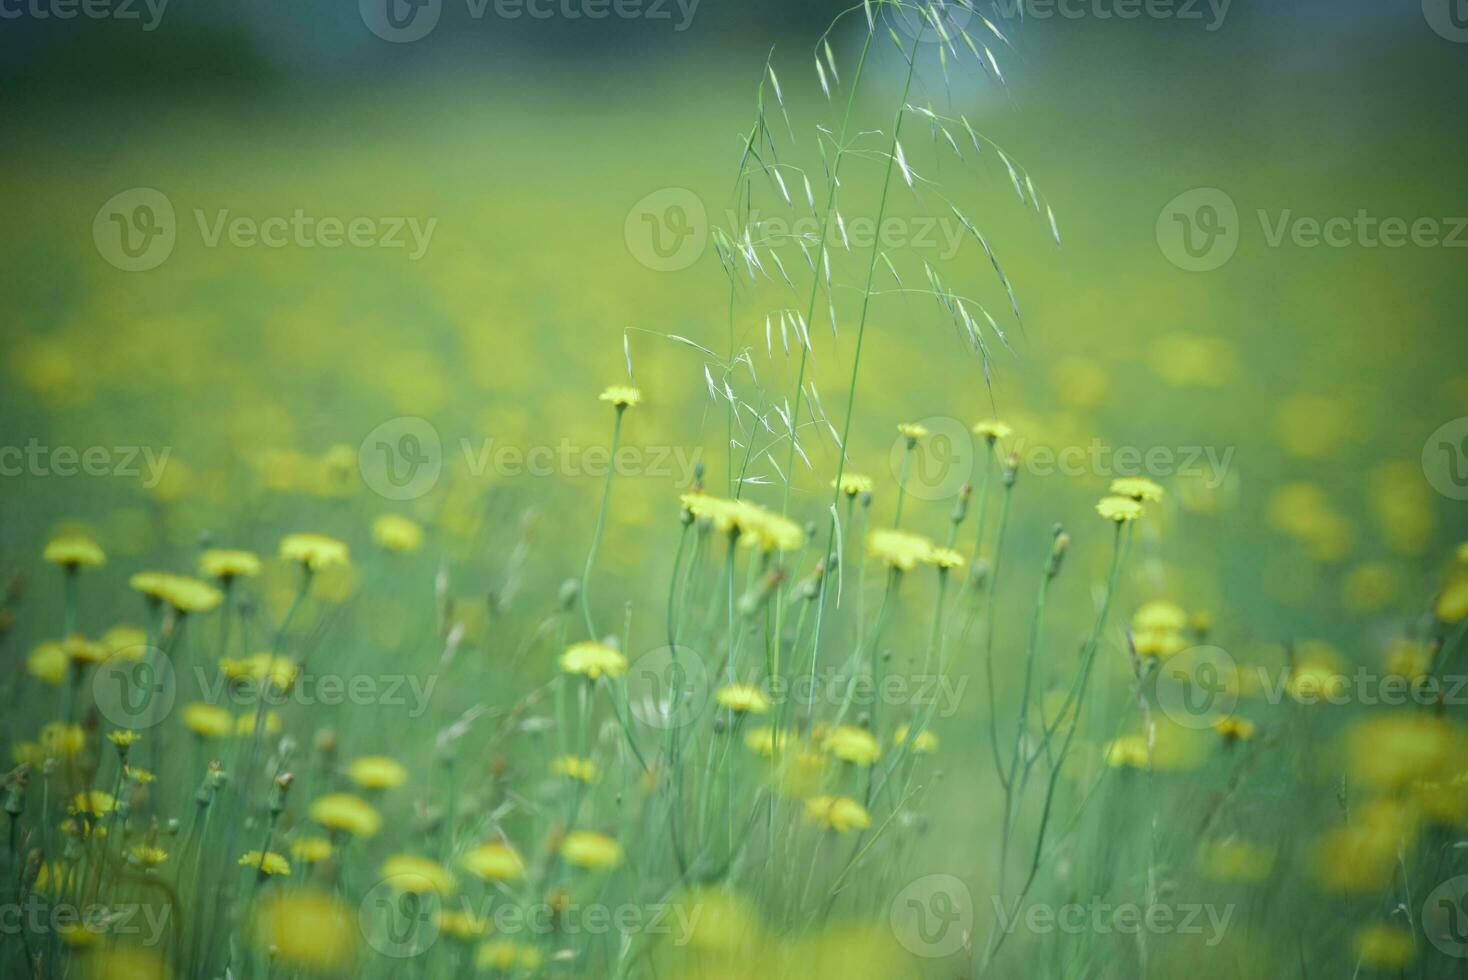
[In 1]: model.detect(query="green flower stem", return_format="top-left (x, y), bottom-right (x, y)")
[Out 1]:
top-left (580, 407), bottom-right (626, 639)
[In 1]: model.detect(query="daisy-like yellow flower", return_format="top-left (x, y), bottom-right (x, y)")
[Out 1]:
top-left (182, 703), bottom-right (233, 739)
top-left (39, 722), bottom-right (85, 759)
top-left (1105, 734), bottom-right (1151, 769)
top-left (44, 533), bottom-right (105, 569)
top-left (551, 755), bottom-right (598, 782)
top-left (252, 889), bottom-right (357, 971)
top-left (803, 795), bottom-right (871, 833)
top-left (107, 730), bottom-right (142, 749)
top-left (372, 514), bottom-right (424, 553)
top-left (279, 533), bottom-right (350, 571)
top-left (157, 576), bottom-right (224, 614)
top-left (1285, 663), bottom-right (1347, 703)
top-left (290, 836), bottom-right (334, 864)
top-left (743, 726), bottom-right (790, 758)
top-left (1346, 714), bottom-right (1462, 791)
top-left (129, 572), bottom-right (175, 603)
top-left (1212, 716), bottom-right (1256, 742)
top-left (925, 547), bottom-right (966, 571)
top-left (348, 755), bottom-right (408, 790)
top-left (892, 723), bottom-right (938, 753)
top-left (560, 830), bottom-right (624, 869)
top-left (867, 528), bottom-right (935, 571)
top-left (1132, 600), bottom-right (1187, 633)
top-left (128, 844), bottom-right (169, 868)
top-left (475, 940), bottom-right (543, 972)
top-left (1109, 477), bottom-right (1164, 502)
top-left (972, 419), bottom-right (1014, 443)
top-left (62, 636), bottom-right (108, 664)
top-left (124, 766), bottom-right (155, 784)
top-left (200, 549), bottom-right (262, 581)
top-left (462, 841), bottom-right (527, 882)
top-left (715, 684), bottom-right (770, 715)
top-left (60, 818), bottom-right (106, 840)
top-left (234, 712), bottom-right (281, 737)
top-left (1132, 628), bottom-right (1187, 659)
top-left (1096, 495), bottom-right (1145, 523)
top-left (599, 384), bottom-right (642, 408)
top-left (27, 642), bottom-right (68, 685)
top-left (1353, 924), bottom-right (1415, 969)
top-left (71, 790), bottom-right (117, 816)
top-left (232, 653), bottom-right (298, 692)
top-left (897, 422), bottom-right (929, 444)
top-left (100, 624), bottom-right (147, 657)
top-left (823, 725), bottom-right (881, 766)
top-left (309, 793), bottom-right (382, 838)
top-left (436, 908), bottom-right (493, 941)
top-left (240, 850), bottom-right (292, 876)
top-left (559, 641), bottom-right (627, 680)
top-left (1436, 578), bottom-right (1468, 624)
top-left (832, 473), bottom-right (874, 498)
top-left (737, 505), bottom-right (805, 553)
top-left (380, 854), bottom-right (456, 894)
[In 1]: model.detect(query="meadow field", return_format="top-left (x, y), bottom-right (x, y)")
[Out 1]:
top-left (2, 2), bottom-right (1467, 977)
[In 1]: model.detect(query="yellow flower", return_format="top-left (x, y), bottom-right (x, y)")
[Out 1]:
top-left (252, 889), bottom-right (357, 971)
top-left (1312, 799), bottom-right (1419, 893)
top-left (925, 547), bottom-right (966, 571)
top-left (1346, 714), bottom-right (1462, 791)
top-left (737, 504), bottom-right (805, 553)
top-left (599, 384), bottom-right (642, 408)
top-left (129, 572), bottom-right (175, 603)
top-left (1132, 600), bottom-right (1187, 632)
top-left (1286, 662), bottom-right (1347, 703)
top-left (290, 836), bottom-right (334, 864)
top-left (1105, 735), bottom-right (1151, 769)
top-left (892, 723), bottom-right (938, 753)
top-left (157, 576), bottom-right (224, 614)
top-left (1096, 495), bottom-right (1144, 523)
top-left (1212, 716), bottom-right (1256, 742)
top-left (716, 684), bottom-right (770, 715)
top-left (40, 722), bottom-right (85, 759)
top-left (44, 533), bottom-right (105, 569)
top-left (82, 948), bottom-right (173, 980)
top-left (867, 528), bottom-right (935, 571)
top-left (124, 766), bottom-right (155, 784)
top-left (27, 642), bottom-right (68, 685)
top-left (832, 473), bottom-right (874, 497)
top-left (1133, 628), bottom-right (1186, 659)
top-left (233, 653), bottom-right (298, 691)
top-left (107, 730), bottom-right (142, 748)
top-left (234, 712), bottom-right (281, 737)
top-left (182, 703), bottom-right (233, 739)
top-left (101, 625), bottom-right (148, 657)
top-left (1353, 925), bottom-right (1415, 968)
top-left (1109, 477), bottom-right (1164, 502)
top-left (240, 851), bottom-right (291, 875)
top-left (71, 790), bottom-right (117, 816)
top-left (62, 636), bottom-right (109, 664)
top-left (897, 422), bottom-right (929, 443)
top-left (1437, 578), bottom-right (1468, 623)
top-left (199, 549), bottom-right (262, 581)
top-left (743, 726), bottom-right (790, 758)
top-left (1196, 838), bottom-right (1275, 883)
top-left (560, 830), bottom-right (623, 869)
top-left (972, 419), bottom-right (1013, 442)
top-left (551, 755), bottom-right (598, 782)
top-left (475, 940), bottom-right (543, 972)
top-left (804, 795), bottom-right (871, 833)
top-left (347, 755), bottom-right (408, 790)
top-left (823, 725), bottom-right (880, 766)
top-left (462, 841), bottom-right (526, 881)
top-left (279, 533), bottom-right (351, 571)
top-left (559, 641), bottom-right (627, 680)
top-left (380, 854), bottom-right (456, 894)
top-left (309, 793), bottom-right (382, 838)
top-left (128, 844), bottom-right (169, 868)
top-left (436, 908), bottom-right (493, 941)
top-left (372, 514), bottom-right (425, 553)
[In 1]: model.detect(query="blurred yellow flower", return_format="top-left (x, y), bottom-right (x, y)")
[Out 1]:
top-left (1353, 925), bottom-right (1415, 968)
top-left (1346, 714), bottom-right (1462, 791)
top-left (1133, 600), bottom-right (1187, 633)
top-left (560, 830), bottom-right (623, 869)
top-left (381, 854), bottom-right (456, 894)
top-left (290, 836), bottom-right (334, 864)
top-left (1148, 333), bottom-right (1235, 387)
top-left (559, 641), bottom-right (627, 680)
top-left (867, 528), bottom-right (934, 571)
top-left (1196, 838), bottom-right (1275, 883)
top-left (83, 947), bottom-right (173, 980)
top-left (1312, 799), bottom-right (1419, 893)
top-left (437, 908), bottom-right (492, 941)
top-left (972, 419), bottom-right (1014, 442)
top-left (716, 684), bottom-right (770, 714)
top-left (551, 755), bottom-right (598, 782)
top-left (199, 548), bottom-right (262, 581)
top-left (44, 533), bottom-right (105, 569)
top-left (40, 722), bottom-right (85, 759)
top-left (1437, 578), bottom-right (1468, 623)
top-left (925, 547), bottom-right (966, 571)
top-left (27, 642), bottom-right (68, 685)
top-left (1110, 477), bottom-right (1164, 502)
top-left (804, 795), bottom-right (871, 833)
top-left (279, 533), bottom-right (350, 571)
top-left (1212, 716), bottom-right (1256, 742)
top-left (744, 726), bottom-right (791, 758)
top-left (128, 845), bottom-right (169, 868)
top-left (892, 723), bottom-right (938, 753)
top-left (475, 940), bottom-right (543, 972)
top-left (71, 790), bottom-right (117, 816)
top-left (252, 889), bottom-right (357, 971)
top-left (823, 725), bottom-right (880, 766)
top-left (1096, 496), bottom-right (1144, 523)
top-left (832, 473), bottom-right (874, 497)
top-left (897, 422), bottom-right (929, 442)
top-left (240, 850), bottom-right (291, 875)
top-left (462, 841), bottom-right (526, 881)
top-left (308, 793), bottom-right (382, 838)
top-left (101, 624), bottom-right (148, 656)
top-left (372, 514), bottom-right (424, 553)
top-left (182, 703), bottom-right (233, 739)
top-left (599, 384), bottom-right (642, 408)
top-left (348, 755), bottom-right (408, 790)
